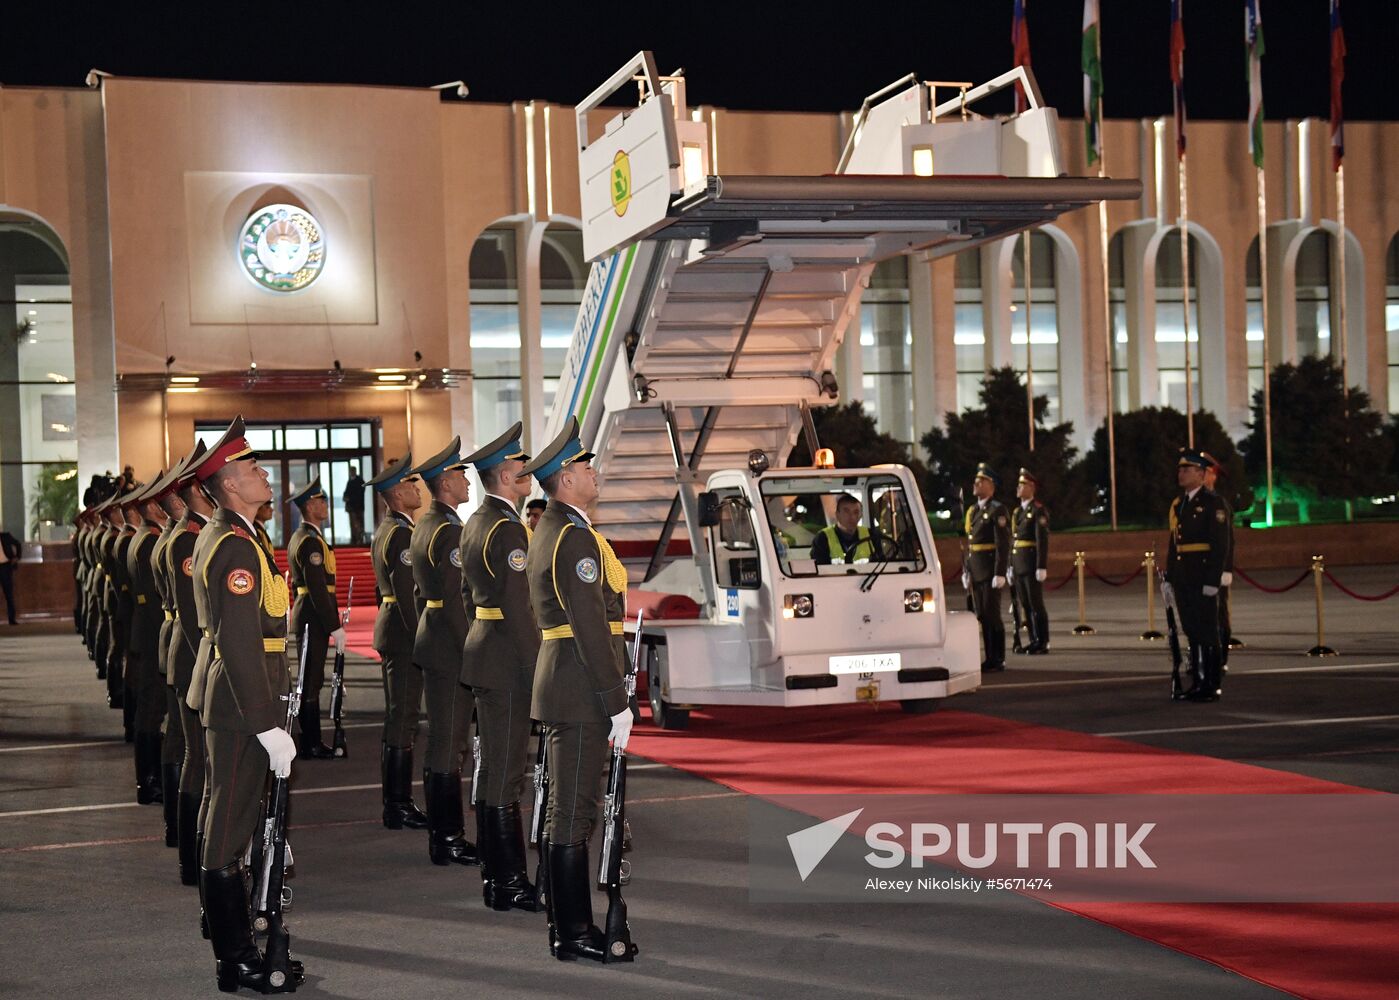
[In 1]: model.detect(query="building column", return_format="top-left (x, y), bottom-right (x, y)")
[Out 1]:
top-left (909, 255), bottom-right (937, 458)
top-left (517, 221), bottom-right (546, 454)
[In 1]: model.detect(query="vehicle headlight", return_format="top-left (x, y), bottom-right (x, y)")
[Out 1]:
top-left (904, 587), bottom-right (935, 613)
top-left (784, 593), bottom-right (815, 619)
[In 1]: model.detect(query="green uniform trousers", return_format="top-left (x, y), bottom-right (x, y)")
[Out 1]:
top-left (380, 648), bottom-right (423, 749)
top-left (422, 667), bottom-right (471, 774)
top-left (543, 721), bottom-right (609, 846)
top-left (162, 686), bottom-right (185, 765)
top-left (471, 686), bottom-right (531, 807)
top-left (202, 729), bottom-right (270, 870)
top-left (178, 695), bottom-right (206, 802)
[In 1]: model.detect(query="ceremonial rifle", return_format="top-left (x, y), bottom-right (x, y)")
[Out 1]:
top-left (528, 723), bottom-right (550, 918)
top-left (328, 576), bottom-right (353, 757)
top-left (597, 610), bottom-right (643, 963)
top-left (1159, 570), bottom-right (1185, 700)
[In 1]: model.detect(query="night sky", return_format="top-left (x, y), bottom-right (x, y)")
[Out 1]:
top-left (4, 1), bottom-right (1396, 122)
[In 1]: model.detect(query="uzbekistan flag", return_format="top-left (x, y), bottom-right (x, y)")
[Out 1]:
top-left (1083, 0), bottom-right (1103, 166)
top-left (1170, 0), bottom-right (1186, 159)
top-left (1246, 0), bottom-right (1265, 169)
top-left (1330, 0), bottom-right (1345, 171)
top-left (1012, 0), bottom-right (1032, 114)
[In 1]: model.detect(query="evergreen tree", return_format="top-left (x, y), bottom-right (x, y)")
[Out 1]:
top-left (788, 401), bottom-right (915, 470)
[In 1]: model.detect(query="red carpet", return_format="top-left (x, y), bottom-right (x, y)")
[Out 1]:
top-left (627, 705), bottom-right (1399, 1000)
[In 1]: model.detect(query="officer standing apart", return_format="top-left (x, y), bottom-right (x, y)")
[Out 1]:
top-left (1163, 449), bottom-right (1231, 703)
top-left (1201, 452), bottom-right (1239, 653)
top-left (344, 464), bottom-right (367, 546)
top-left (410, 439), bottom-right (478, 867)
top-left (1009, 469), bottom-right (1051, 655)
top-left (287, 477), bottom-right (345, 759)
top-left (964, 463), bottom-right (1010, 673)
top-left (185, 416), bottom-right (302, 993)
top-left (367, 454), bottom-right (428, 831)
top-left (522, 416), bottom-right (634, 963)
top-left (460, 422), bottom-right (543, 913)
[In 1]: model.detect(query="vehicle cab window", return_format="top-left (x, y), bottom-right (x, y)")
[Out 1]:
top-left (711, 487), bottom-right (761, 590)
top-left (759, 474), bottom-right (926, 577)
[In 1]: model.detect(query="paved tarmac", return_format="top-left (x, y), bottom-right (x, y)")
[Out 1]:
top-left (1, 565), bottom-right (1395, 999)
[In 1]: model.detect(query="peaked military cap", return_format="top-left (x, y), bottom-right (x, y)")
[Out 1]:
top-left (463, 421), bottom-right (529, 472)
top-left (174, 440), bottom-right (208, 487)
top-left (1017, 468), bottom-right (1039, 487)
top-left (518, 415), bottom-right (593, 485)
top-left (137, 467), bottom-right (179, 505)
top-left (190, 416), bottom-right (257, 482)
top-left (412, 436), bottom-right (467, 481)
top-left (368, 452), bottom-right (417, 493)
top-left (1177, 448), bottom-right (1211, 470)
top-left (288, 475), bottom-right (325, 508)
top-left (973, 462), bottom-right (1000, 487)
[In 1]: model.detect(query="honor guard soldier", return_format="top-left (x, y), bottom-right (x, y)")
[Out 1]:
top-left (367, 454), bottom-right (429, 830)
top-left (460, 422), bottom-right (543, 912)
top-left (114, 490), bottom-right (143, 738)
top-left (1009, 469), bottom-right (1051, 655)
top-left (522, 416), bottom-right (634, 962)
top-left (166, 441), bottom-right (213, 888)
top-left (1201, 452), bottom-right (1240, 653)
top-left (409, 438), bottom-right (478, 867)
top-left (128, 477), bottom-right (172, 806)
top-left (964, 463), bottom-right (1011, 672)
top-left (186, 416), bottom-right (304, 993)
top-left (287, 477), bottom-right (345, 759)
top-left (1163, 449), bottom-right (1231, 703)
top-left (147, 467), bottom-right (190, 843)
top-left (94, 499), bottom-right (122, 698)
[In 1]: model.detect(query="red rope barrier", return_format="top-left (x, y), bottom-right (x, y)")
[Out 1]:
top-left (1233, 568), bottom-right (1310, 594)
top-left (1085, 564), bottom-right (1144, 587)
top-left (1322, 571), bottom-right (1399, 602)
top-left (1046, 566), bottom-right (1077, 591)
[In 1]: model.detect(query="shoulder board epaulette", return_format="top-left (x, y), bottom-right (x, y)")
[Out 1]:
top-left (562, 508), bottom-right (588, 527)
top-left (230, 526), bottom-right (251, 540)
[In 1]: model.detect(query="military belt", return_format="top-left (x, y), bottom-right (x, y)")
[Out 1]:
top-left (424, 599), bottom-right (445, 609)
top-left (209, 636), bottom-right (288, 658)
top-left (381, 596), bottom-right (397, 605)
top-left (541, 622), bottom-right (625, 640)
top-left (1177, 543), bottom-right (1211, 553)
top-left (295, 585), bottom-right (337, 595)
top-left (136, 595), bottom-right (148, 605)
top-left (121, 584), bottom-right (130, 592)
top-left (475, 607), bottom-right (504, 620)
top-left (164, 610), bottom-right (174, 621)
top-left (1013, 540), bottom-right (1037, 548)
top-left (968, 543), bottom-right (996, 552)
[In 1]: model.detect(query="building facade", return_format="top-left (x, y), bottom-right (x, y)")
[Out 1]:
top-left (2, 75), bottom-right (1397, 541)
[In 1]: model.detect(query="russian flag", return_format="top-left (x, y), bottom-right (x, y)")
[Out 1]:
top-left (1330, 0), bottom-right (1345, 171)
top-left (1170, 0), bottom-right (1186, 159)
top-left (1012, 0), bottom-right (1032, 114)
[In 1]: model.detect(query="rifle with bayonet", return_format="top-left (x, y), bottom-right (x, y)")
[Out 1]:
top-left (251, 623), bottom-right (307, 991)
top-left (1159, 570), bottom-right (1185, 700)
top-left (328, 576), bottom-right (353, 758)
top-left (597, 610), bottom-right (643, 963)
top-left (528, 725), bottom-right (551, 924)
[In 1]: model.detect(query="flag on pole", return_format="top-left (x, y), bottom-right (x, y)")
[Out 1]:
top-left (1170, 0), bottom-right (1186, 159)
top-left (1246, 0), bottom-right (1265, 169)
top-left (1012, 0), bottom-right (1032, 114)
top-left (1082, 0), bottom-right (1103, 166)
top-left (1330, 0), bottom-right (1345, 171)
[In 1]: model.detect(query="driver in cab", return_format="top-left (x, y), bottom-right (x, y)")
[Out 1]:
top-left (810, 494), bottom-right (876, 565)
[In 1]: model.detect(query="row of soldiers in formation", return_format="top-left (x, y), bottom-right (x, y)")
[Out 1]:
top-left (961, 450), bottom-right (1235, 700)
top-left (70, 413), bottom-right (636, 992)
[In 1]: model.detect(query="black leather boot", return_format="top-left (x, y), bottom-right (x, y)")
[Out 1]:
top-left (483, 803), bottom-right (542, 912)
top-left (1029, 612), bottom-right (1050, 654)
top-left (1187, 646), bottom-right (1222, 702)
top-left (298, 702), bottom-right (336, 759)
top-left (135, 733), bottom-right (164, 805)
top-left (426, 771), bottom-right (479, 866)
top-left (162, 762), bottom-right (182, 846)
top-left (548, 841), bottom-right (606, 962)
top-left (203, 864), bottom-right (299, 994)
top-left (381, 745), bottom-right (428, 830)
top-left (178, 792), bottom-right (201, 886)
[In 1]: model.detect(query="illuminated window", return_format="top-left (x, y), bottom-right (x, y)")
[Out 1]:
top-left (859, 257), bottom-right (913, 446)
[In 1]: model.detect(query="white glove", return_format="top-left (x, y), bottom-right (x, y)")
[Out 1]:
top-left (1203, 585), bottom-right (1219, 597)
top-left (1036, 568), bottom-right (1047, 583)
top-left (1220, 572), bottom-right (1233, 588)
top-left (331, 627), bottom-right (347, 654)
top-left (256, 727), bottom-right (297, 778)
top-left (961, 571), bottom-right (971, 591)
top-left (1160, 581), bottom-right (1175, 607)
top-left (608, 708), bottom-right (634, 750)
top-left (1006, 566), bottom-right (1015, 582)
top-left (991, 575), bottom-right (1006, 590)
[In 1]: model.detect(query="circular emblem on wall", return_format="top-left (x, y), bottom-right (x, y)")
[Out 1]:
top-left (610, 151), bottom-right (631, 217)
top-left (238, 203), bottom-right (325, 293)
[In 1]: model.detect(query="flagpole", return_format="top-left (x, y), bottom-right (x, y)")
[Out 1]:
top-left (1023, 233), bottom-right (1035, 451)
top-left (1093, 13), bottom-right (1117, 529)
top-left (1257, 166), bottom-right (1274, 526)
top-left (1179, 152), bottom-right (1194, 446)
top-left (1336, 163), bottom-right (1347, 410)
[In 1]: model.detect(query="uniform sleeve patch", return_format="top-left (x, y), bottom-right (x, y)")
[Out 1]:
top-left (399, 548), bottom-right (412, 566)
top-left (576, 557), bottom-right (599, 583)
top-left (226, 568), bottom-right (255, 595)
top-left (508, 548), bottom-right (527, 572)
top-left (309, 550), bottom-right (323, 567)
top-left (448, 548), bottom-right (462, 568)
top-left (996, 516), bottom-right (1007, 527)
top-left (1038, 515), bottom-right (1048, 526)
top-left (1215, 509), bottom-right (1227, 523)
top-left (182, 556), bottom-right (194, 577)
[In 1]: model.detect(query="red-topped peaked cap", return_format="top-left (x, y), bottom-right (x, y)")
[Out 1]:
top-left (192, 416), bottom-right (256, 482)
top-left (173, 439), bottom-right (209, 487)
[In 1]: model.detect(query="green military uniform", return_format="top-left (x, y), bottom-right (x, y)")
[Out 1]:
top-left (1009, 468), bottom-right (1051, 655)
top-left (287, 478), bottom-right (340, 758)
top-left (89, 510), bottom-right (115, 685)
top-left (109, 507), bottom-right (139, 735)
top-left (410, 439), bottom-right (477, 867)
top-left (964, 463), bottom-right (1010, 672)
top-left (367, 454), bottom-right (428, 831)
top-left (128, 489), bottom-right (168, 805)
top-left (143, 465), bottom-right (188, 847)
top-left (168, 501), bottom-right (210, 886)
top-left (461, 423), bottom-right (543, 912)
top-left (81, 512), bottom-right (105, 666)
top-left (523, 415), bottom-right (630, 962)
top-left (1166, 450), bottom-right (1231, 702)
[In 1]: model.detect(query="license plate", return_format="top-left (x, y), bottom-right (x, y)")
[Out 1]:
top-left (830, 652), bottom-right (901, 675)
top-left (856, 680), bottom-right (881, 703)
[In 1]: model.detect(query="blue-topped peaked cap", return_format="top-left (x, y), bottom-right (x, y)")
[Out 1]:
top-left (464, 421), bottom-right (528, 472)
top-left (368, 452), bottom-right (415, 493)
top-left (412, 436), bottom-right (466, 482)
top-left (974, 462), bottom-right (1000, 487)
top-left (1178, 448), bottom-right (1210, 470)
top-left (518, 415), bottom-right (594, 485)
top-left (288, 475), bottom-right (325, 508)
